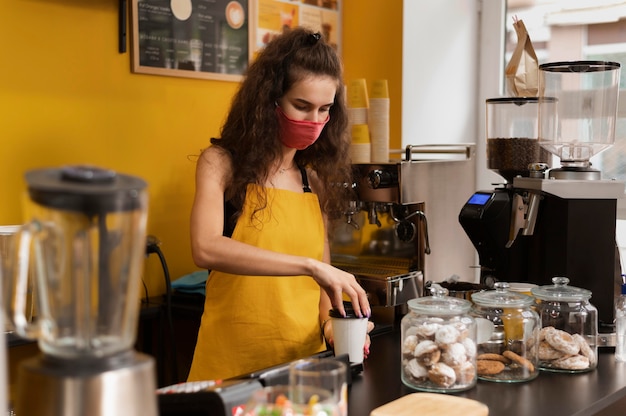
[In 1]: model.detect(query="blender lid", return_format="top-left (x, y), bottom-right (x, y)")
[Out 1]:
top-left (531, 276), bottom-right (592, 302)
top-left (25, 165), bottom-right (147, 213)
top-left (471, 282), bottom-right (534, 308)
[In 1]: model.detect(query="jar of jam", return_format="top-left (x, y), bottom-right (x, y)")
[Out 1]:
top-left (531, 277), bottom-right (598, 373)
top-left (470, 282), bottom-right (540, 382)
top-left (401, 284), bottom-right (477, 393)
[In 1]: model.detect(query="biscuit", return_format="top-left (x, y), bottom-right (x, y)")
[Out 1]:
top-left (476, 360), bottom-right (505, 375)
top-left (552, 354), bottom-right (590, 370)
top-left (442, 342), bottom-right (468, 367)
top-left (538, 341), bottom-right (565, 360)
top-left (544, 328), bottom-right (580, 355)
top-left (572, 333), bottom-right (597, 367)
top-left (405, 358), bottom-right (429, 380)
top-left (455, 361), bottom-right (476, 385)
top-left (435, 325), bottom-right (460, 346)
top-left (503, 350), bottom-right (535, 373)
top-left (477, 353), bottom-right (511, 364)
top-left (402, 335), bottom-right (419, 356)
top-left (414, 340), bottom-right (441, 366)
top-left (416, 322), bottom-right (441, 339)
top-left (428, 362), bottom-right (457, 387)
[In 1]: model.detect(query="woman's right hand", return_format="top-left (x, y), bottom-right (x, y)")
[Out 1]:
top-left (310, 260), bottom-right (370, 318)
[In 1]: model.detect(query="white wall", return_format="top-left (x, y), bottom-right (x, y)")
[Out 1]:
top-left (401, 0), bottom-right (507, 283)
top-left (402, 0), bottom-right (479, 147)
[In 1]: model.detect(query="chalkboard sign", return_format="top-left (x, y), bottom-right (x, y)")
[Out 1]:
top-left (131, 0), bottom-right (251, 81)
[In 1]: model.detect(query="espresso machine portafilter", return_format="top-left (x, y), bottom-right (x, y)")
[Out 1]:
top-left (459, 61), bottom-right (624, 331)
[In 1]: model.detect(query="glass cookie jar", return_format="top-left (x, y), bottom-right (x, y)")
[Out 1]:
top-left (470, 282), bottom-right (540, 383)
top-left (531, 277), bottom-right (598, 373)
top-left (401, 284), bottom-right (477, 393)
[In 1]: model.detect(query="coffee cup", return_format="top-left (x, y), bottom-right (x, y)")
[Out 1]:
top-left (329, 302), bottom-right (369, 364)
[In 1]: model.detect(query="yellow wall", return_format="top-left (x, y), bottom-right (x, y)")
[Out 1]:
top-left (0, 0), bottom-right (402, 296)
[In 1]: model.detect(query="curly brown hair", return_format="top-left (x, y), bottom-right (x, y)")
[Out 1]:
top-left (210, 27), bottom-right (353, 231)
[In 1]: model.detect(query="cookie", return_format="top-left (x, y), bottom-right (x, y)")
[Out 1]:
top-left (416, 322), bottom-right (441, 339)
top-left (544, 327), bottom-right (580, 355)
top-left (402, 335), bottom-right (419, 356)
top-left (414, 340), bottom-right (441, 366)
top-left (405, 358), bottom-right (429, 380)
top-left (441, 342), bottom-right (468, 367)
top-left (572, 333), bottom-right (597, 367)
top-left (435, 325), bottom-right (460, 345)
top-left (477, 353), bottom-right (510, 364)
top-left (538, 341), bottom-right (565, 360)
top-left (455, 361), bottom-right (476, 385)
top-left (428, 362), bottom-right (457, 387)
top-left (476, 360), bottom-right (505, 375)
top-left (552, 355), bottom-right (590, 370)
top-left (503, 350), bottom-right (535, 372)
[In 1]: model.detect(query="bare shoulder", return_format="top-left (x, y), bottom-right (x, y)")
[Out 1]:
top-left (196, 146), bottom-right (233, 185)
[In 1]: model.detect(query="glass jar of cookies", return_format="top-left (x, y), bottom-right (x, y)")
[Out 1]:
top-left (470, 282), bottom-right (540, 383)
top-left (531, 277), bottom-right (598, 373)
top-left (401, 283), bottom-right (477, 393)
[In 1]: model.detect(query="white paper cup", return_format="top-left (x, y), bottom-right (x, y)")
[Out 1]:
top-left (331, 316), bottom-right (369, 364)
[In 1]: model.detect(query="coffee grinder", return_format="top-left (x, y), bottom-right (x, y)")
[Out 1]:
top-left (10, 166), bottom-right (157, 416)
top-left (459, 61), bottom-right (624, 329)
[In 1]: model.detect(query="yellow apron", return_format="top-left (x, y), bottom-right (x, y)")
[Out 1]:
top-left (187, 184), bottom-right (326, 381)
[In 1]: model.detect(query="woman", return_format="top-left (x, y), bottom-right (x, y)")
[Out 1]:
top-left (187, 27), bottom-right (371, 382)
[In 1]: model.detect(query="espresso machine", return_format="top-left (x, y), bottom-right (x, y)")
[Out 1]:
top-left (9, 165), bottom-right (157, 416)
top-left (331, 144), bottom-right (476, 326)
top-left (459, 61), bottom-right (624, 329)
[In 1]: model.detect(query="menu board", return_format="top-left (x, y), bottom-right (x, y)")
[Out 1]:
top-left (131, 0), bottom-right (251, 81)
top-left (253, 0), bottom-right (341, 54)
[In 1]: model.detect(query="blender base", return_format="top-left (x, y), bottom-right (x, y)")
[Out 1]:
top-left (14, 350), bottom-right (157, 416)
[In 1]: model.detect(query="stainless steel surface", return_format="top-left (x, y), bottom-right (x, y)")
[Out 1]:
top-left (331, 254), bottom-right (422, 307)
top-left (14, 352), bottom-right (157, 416)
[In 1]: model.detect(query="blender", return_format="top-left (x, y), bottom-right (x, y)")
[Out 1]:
top-left (459, 61), bottom-right (624, 328)
top-left (10, 165), bottom-right (157, 416)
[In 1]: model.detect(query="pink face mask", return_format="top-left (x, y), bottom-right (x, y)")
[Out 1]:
top-left (276, 106), bottom-right (330, 150)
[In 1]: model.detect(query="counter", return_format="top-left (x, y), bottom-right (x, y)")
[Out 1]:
top-left (349, 328), bottom-right (626, 416)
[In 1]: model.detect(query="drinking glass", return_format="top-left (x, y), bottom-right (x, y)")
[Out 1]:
top-left (289, 358), bottom-right (348, 416)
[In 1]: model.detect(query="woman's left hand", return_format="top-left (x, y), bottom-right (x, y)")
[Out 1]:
top-left (323, 320), bottom-right (375, 360)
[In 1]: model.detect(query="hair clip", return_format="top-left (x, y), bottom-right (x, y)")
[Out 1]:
top-left (310, 32), bottom-right (321, 43)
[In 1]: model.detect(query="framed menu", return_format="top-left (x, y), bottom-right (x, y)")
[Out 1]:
top-left (131, 0), bottom-right (251, 81)
top-left (131, 0), bottom-right (342, 81)
top-left (253, 0), bottom-right (341, 54)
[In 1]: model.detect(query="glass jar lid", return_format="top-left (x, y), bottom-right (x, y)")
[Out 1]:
top-left (471, 282), bottom-right (535, 308)
top-left (408, 283), bottom-right (471, 315)
top-left (531, 276), bottom-right (591, 302)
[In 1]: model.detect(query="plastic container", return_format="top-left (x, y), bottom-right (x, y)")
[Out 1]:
top-left (401, 284), bottom-right (477, 393)
top-left (531, 277), bottom-right (598, 372)
top-left (470, 282), bottom-right (540, 382)
top-left (538, 61), bottom-right (621, 168)
top-left (485, 97), bottom-right (553, 183)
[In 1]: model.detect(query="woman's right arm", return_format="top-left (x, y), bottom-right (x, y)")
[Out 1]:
top-left (189, 147), bottom-right (370, 318)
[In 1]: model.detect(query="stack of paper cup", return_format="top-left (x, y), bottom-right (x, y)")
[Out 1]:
top-left (347, 79), bottom-right (370, 163)
top-left (368, 80), bottom-right (390, 163)
top-left (350, 124), bottom-right (371, 163)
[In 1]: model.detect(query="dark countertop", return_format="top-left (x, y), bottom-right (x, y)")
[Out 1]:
top-left (349, 328), bottom-right (626, 416)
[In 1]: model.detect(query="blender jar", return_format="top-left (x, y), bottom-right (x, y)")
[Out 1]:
top-left (401, 284), bottom-right (477, 393)
top-left (486, 97), bottom-right (553, 183)
top-left (11, 165), bottom-right (148, 359)
top-left (531, 277), bottom-right (598, 373)
top-left (538, 61), bottom-right (621, 170)
top-left (471, 282), bottom-right (540, 383)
